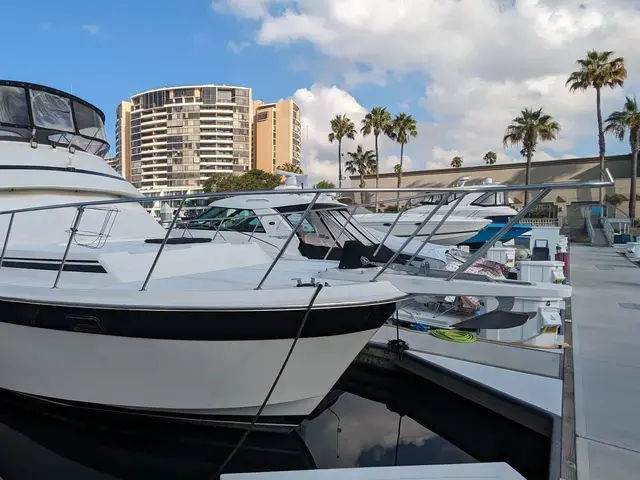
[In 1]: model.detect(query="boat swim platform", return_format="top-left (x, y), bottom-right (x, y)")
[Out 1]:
top-left (567, 244), bottom-right (640, 480)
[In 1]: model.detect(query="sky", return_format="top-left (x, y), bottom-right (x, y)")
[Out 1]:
top-left (2, 0), bottom-right (640, 185)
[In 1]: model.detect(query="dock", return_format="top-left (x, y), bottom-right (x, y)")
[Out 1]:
top-left (569, 245), bottom-right (640, 479)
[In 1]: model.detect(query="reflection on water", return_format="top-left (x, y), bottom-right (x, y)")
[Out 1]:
top-left (0, 361), bottom-right (474, 479)
top-left (304, 393), bottom-right (474, 469)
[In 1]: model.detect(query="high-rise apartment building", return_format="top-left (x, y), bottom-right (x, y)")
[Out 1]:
top-left (252, 99), bottom-right (301, 173)
top-left (118, 85), bottom-right (252, 196)
top-left (114, 101), bottom-right (131, 180)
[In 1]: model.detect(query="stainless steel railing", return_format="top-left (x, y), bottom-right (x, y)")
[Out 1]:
top-left (0, 169), bottom-right (615, 290)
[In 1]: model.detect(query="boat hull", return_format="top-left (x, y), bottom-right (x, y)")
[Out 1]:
top-left (0, 301), bottom-right (396, 430)
top-left (462, 222), bottom-right (532, 247)
top-left (354, 215), bottom-right (489, 246)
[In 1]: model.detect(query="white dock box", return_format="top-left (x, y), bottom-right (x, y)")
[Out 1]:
top-left (518, 260), bottom-right (565, 284)
top-left (486, 246), bottom-right (516, 267)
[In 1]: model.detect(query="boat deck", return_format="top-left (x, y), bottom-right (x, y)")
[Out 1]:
top-left (570, 245), bottom-right (640, 480)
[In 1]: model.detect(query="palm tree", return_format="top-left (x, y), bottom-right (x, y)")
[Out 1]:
top-left (361, 106), bottom-right (392, 210)
top-left (345, 145), bottom-right (377, 204)
top-left (314, 180), bottom-right (335, 189)
top-left (451, 156), bottom-right (463, 168)
top-left (604, 96), bottom-right (640, 220)
top-left (503, 107), bottom-right (561, 205)
top-left (277, 162), bottom-right (303, 174)
top-left (386, 113), bottom-right (418, 204)
top-left (484, 151), bottom-right (497, 165)
top-left (328, 114), bottom-right (356, 189)
top-left (566, 50), bottom-right (627, 202)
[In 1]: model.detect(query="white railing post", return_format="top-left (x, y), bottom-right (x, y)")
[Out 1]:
top-left (52, 207), bottom-right (85, 289)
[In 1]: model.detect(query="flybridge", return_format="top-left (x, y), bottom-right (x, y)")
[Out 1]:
top-left (0, 80), bottom-right (109, 157)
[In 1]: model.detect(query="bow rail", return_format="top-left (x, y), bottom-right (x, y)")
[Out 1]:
top-left (0, 169), bottom-right (615, 290)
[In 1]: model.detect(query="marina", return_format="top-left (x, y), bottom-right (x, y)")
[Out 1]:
top-left (0, 79), bottom-right (637, 480)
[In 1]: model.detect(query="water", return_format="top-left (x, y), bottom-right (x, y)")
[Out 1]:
top-left (0, 359), bottom-right (475, 479)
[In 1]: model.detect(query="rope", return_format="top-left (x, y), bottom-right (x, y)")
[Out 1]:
top-left (210, 283), bottom-right (324, 479)
top-left (429, 329), bottom-right (477, 343)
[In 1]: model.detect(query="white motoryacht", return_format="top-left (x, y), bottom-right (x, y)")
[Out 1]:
top-left (404, 177), bottom-right (533, 246)
top-left (0, 81), bottom-right (406, 429)
top-left (179, 173), bottom-right (571, 350)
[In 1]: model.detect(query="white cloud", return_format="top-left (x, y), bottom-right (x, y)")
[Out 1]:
top-left (227, 40), bottom-right (251, 53)
top-left (219, 0), bottom-right (640, 175)
top-left (81, 24), bottom-right (100, 35)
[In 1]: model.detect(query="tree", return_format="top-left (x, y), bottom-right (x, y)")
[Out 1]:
top-left (345, 145), bottom-right (377, 204)
top-left (604, 96), bottom-right (640, 220)
top-left (604, 193), bottom-right (627, 211)
top-left (386, 113), bottom-right (418, 204)
top-left (393, 164), bottom-right (401, 174)
top-left (277, 162), bottom-right (303, 174)
top-left (451, 156), bottom-right (463, 168)
top-left (328, 114), bottom-right (356, 189)
top-left (314, 180), bottom-right (335, 189)
top-left (503, 107), bottom-right (561, 205)
top-left (484, 151), bottom-right (497, 165)
top-left (202, 174), bottom-right (227, 193)
top-left (361, 106), bottom-right (392, 210)
top-left (204, 170), bottom-right (283, 194)
top-left (566, 50), bottom-right (627, 202)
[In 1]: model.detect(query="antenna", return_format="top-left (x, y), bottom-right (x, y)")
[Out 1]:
top-left (275, 169), bottom-right (308, 189)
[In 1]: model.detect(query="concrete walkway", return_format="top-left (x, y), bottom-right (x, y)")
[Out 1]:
top-left (570, 245), bottom-right (640, 480)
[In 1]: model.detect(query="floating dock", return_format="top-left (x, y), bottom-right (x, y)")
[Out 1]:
top-left (567, 245), bottom-right (640, 479)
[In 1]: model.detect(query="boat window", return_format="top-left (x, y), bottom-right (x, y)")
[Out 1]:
top-left (286, 213), bottom-right (316, 233)
top-left (416, 193), bottom-right (459, 206)
top-left (187, 207), bottom-right (265, 233)
top-left (74, 100), bottom-right (107, 140)
top-left (322, 210), bottom-right (374, 245)
top-left (30, 89), bottom-right (74, 132)
top-left (472, 191), bottom-right (510, 207)
top-left (0, 86), bottom-right (29, 126)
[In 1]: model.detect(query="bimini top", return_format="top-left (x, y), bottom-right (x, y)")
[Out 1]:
top-left (0, 80), bottom-right (109, 158)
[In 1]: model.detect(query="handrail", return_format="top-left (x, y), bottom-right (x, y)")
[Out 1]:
top-left (0, 168), bottom-right (615, 218)
top-left (602, 217), bottom-right (615, 246)
top-left (0, 169), bottom-right (616, 290)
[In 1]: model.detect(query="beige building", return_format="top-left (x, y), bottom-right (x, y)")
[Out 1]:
top-left (351, 154), bottom-right (639, 218)
top-left (252, 99), bottom-right (301, 173)
top-left (114, 101), bottom-right (131, 180)
top-left (105, 155), bottom-right (119, 173)
top-left (117, 84), bottom-right (252, 197)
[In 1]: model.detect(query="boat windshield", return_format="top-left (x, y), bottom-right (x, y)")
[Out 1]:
top-left (278, 205), bottom-right (376, 248)
top-left (184, 206), bottom-right (265, 233)
top-left (471, 191), bottom-right (510, 207)
top-left (0, 81), bottom-right (109, 157)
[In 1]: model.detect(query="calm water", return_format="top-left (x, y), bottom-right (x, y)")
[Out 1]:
top-left (0, 361), bottom-right (475, 479)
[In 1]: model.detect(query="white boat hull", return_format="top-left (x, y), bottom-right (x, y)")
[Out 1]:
top-left (354, 214), bottom-right (490, 246)
top-left (0, 318), bottom-right (381, 429)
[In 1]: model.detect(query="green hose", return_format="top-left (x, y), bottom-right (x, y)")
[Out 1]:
top-left (430, 329), bottom-right (477, 343)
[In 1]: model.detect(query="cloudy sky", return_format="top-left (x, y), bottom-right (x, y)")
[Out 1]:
top-left (217, 0), bottom-right (640, 183)
top-left (4, 0), bottom-right (639, 184)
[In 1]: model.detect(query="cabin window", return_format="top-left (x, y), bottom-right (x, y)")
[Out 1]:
top-left (187, 207), bottom-right (265, 233)
top-left (416, 193), bottom-right (460, 206)
top-left (472, 192), bottom-right (510, 207)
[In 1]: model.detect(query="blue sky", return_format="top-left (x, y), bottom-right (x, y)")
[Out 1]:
top-left (2, 0), bottom-right (637, 181)
top-left (0, 0), bottom-right (416, 156)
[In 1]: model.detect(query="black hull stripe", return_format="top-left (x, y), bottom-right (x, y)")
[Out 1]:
top-left (3, 256), bottom-right (100, 264)
top-left (1, 261), bottom-right (107, 273)
top-left (0, 299), bottom-right (396, 340)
